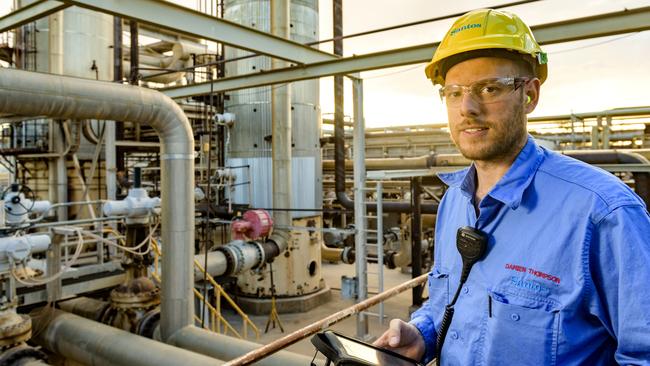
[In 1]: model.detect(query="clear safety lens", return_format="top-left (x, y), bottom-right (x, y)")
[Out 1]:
top-left (439, 77), bottom-right (529, 106)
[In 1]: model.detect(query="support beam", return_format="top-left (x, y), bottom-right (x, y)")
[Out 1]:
top-left (162, 6), bottom-right (650, 98)
top-left (60, 0), bottom-right (336, 64)
top-left (0, 0), bottom-right (69, 33)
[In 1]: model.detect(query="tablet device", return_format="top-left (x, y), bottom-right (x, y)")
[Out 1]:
top-left (311, 330), bottom-right (423, 366)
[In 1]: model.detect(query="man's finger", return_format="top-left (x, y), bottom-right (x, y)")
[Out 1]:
top-left (387, 319), bottom-right (404, 347)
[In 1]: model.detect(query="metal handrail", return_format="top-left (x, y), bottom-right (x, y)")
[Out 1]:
top-left (149, 239), bottom-right (259, 340)
top-left (193, 259), bottom-right (260, 340)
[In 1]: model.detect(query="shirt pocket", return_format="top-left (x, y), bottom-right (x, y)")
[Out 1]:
top-left (427, 270), bottom-right (450, 330)
top-left (483, 293), bottom-right (559, 366)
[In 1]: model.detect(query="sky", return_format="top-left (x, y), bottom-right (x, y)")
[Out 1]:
top-left (2, 0), bottom-right (649, 127)
top-left (316, 0), bottom-right (650, 127)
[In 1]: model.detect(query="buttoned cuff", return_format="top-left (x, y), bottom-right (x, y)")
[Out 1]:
top-left (410, 316), bottom-right (437, 364)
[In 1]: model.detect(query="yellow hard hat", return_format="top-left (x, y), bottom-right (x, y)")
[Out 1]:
top-left (425, 9), bottom-right (547, 85)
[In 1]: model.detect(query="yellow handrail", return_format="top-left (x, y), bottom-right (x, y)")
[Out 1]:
top-left (194, 259), bottom-right (260, 340)
top-left (149, 238), bottom-right (259, 340)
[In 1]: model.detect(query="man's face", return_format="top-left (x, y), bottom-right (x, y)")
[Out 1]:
top-left (443, 57), bottom-right (535, 162)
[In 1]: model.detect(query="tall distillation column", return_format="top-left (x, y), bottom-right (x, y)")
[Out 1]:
top-left (224, 0), bottom-right (328, 312)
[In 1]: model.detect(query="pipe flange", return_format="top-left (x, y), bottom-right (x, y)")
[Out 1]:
top-left (0, 344), bottom-right (47, 364)
top-left (135, 308), bottom-right (160, 339)
top-left (0, 313), bottom-right (31, 348)
top-left (341, 246), bottom-right (355, 264)
top-left (249, 241), bottom-right (265, 270)
top-left (385, 251), bottom-right (397, 269)
top-left (110, 277), bottom-right (161, 309)
top-left (215, 246), bottom-right (236, 276)
top-left (229, 242), bottom-right (246, 274)
top-left (110, 288), bottom-right (161, 309)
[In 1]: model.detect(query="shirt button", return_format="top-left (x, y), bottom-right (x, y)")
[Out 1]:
top-left (450, 330), bottom-right (459, 340)
top-left (462, 286), bottom-right (469, 294)
top-left (511, 313), bottom-right (520, 321)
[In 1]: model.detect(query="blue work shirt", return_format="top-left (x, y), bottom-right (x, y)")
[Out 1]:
top-left (410, 136), bottom-right (650, 365)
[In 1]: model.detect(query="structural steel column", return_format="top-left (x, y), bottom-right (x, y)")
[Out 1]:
top-left (352, 76), bottom-right (368, 338)
top-left (411, 177), bottom-right (423, 308)
top-left (271, 0), bottom-right (292, 227)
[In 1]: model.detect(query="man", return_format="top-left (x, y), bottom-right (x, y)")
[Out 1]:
top-left (374, 9), bottom-right (650, 365)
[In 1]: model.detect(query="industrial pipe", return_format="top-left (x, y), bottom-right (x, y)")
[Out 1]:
top-left (271, 0), bottom-right (292, 228)
top-left (194, 230), bottom-right (291, 279)
top-left (323, 155), bottom-right (435, 171)
top-left (31, 309), bottom-right (225, 366)
top-left (0, 68), bottom-right (195, 340)
top-left (321, 241), bottom-right (344, 263)
top-left (168, 326), bottom-right (313, 366)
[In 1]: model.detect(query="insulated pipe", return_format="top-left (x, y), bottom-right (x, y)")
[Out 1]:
top-left (31, 309), bottom-right (225, 366)
top-left (321, 241), bottom-right (344, 263)
top-left (194, 230), bottom-right (291, 279)
top-left (0, 68), bottom-right (195, 341)
top-left (168, 326), bottom-right (312, 366)
top-left (194, 250), bottom-right (228, 280)
top-left (271, 0), bottom-right (292, 228)
top-left (323, 155), bottom-right (436, 171)
top-left (58, 296), bottom-right (111, 322)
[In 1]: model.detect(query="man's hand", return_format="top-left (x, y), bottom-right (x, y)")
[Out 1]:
top-left (373, 319), bottom-right (426, 361)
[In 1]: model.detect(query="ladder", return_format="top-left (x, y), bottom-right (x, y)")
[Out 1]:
top-left (356, 180), bottom-right (385, 340)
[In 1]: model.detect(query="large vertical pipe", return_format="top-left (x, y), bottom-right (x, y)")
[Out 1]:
top-left (411, 177), bottom-right (423, 308)
top-left (48, 11), bottom-right (64, 205)
top-left (352, 76), bottom-right (368, 338)
top-left (49, 11), bottom-right (67, 220)
top-left (106, 16), bottom-right (122, 201)
top-left (271, 0), bottom-right (292, 227)
top-left (603, 116), bottom-right (612, 149)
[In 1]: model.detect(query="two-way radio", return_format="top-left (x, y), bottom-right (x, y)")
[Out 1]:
top-left (435, 226), bottom-right (488, 365)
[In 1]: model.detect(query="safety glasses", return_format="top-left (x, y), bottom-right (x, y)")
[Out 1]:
top-left (439, 77), bottom-right (530, 107)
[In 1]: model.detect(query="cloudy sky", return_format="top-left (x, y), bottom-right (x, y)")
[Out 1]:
top-left (2, 0), bottom-right (648, 127)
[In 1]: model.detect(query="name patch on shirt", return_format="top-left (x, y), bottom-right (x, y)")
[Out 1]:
top-left (505, 263), bottom-right (561, 284)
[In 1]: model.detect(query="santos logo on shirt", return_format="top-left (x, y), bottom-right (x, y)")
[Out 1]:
top-left (509, 276), bottom-right (550, 295)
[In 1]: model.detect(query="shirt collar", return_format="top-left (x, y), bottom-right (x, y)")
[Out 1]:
top-left (437, 135), bottom-right (545, 209)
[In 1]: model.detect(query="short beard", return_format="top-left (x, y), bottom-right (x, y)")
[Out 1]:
top-left (455, 105), bottom-right (528, 162)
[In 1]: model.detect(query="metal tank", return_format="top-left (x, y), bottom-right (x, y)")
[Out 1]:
top-left (224, 0), bottom-right (327, 309)
top-left (27, 4), bottom-right (113, 80)
top-left (224, 0), bottom-right (322, 216)
top-left (17, 1), bottom-right (113, 217)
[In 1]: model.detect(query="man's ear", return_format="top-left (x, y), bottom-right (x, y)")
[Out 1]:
top-left (524, 78), bottom-right (541, 114)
